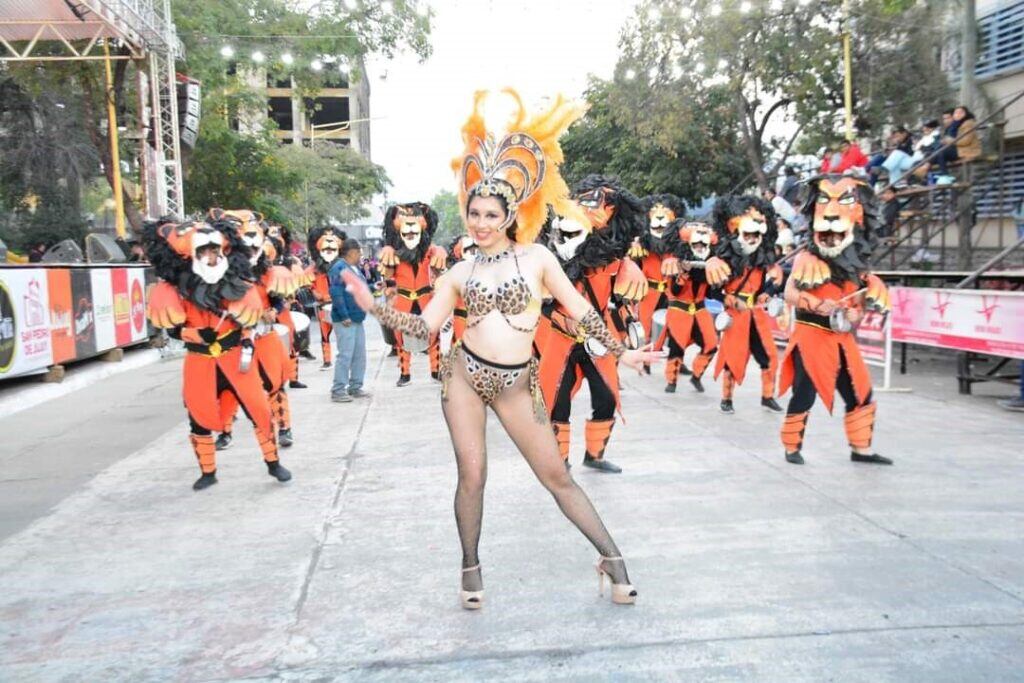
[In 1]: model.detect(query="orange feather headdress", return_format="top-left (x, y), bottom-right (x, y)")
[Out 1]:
top-left (451, 88), bottom-right (588, 245)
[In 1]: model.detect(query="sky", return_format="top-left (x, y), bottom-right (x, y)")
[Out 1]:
top-left (366, 0), bottom-right (640, 205)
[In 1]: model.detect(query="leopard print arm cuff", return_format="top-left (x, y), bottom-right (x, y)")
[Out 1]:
top-left (578, 308), bottom-right (626, 358)
top-left (372, 303), bottom-right (430, 338)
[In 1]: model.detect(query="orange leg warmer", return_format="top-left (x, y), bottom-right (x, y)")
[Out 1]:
top-left (761, 368), bottom-right (776, 399)
top-left (844, 402), bottom-right (877, 451)
top-left (552, 421), bottom-right (570, 461)
top-left (665, 357), bottom-right (682, 384)
top-left (585, 418), bottom-right (615, 461)
top-left (258, 430), bottom-right (279, 463)
top-left (270, 390), bottom-right (291, 431)
top-left (190, 434), bottom-right (217, 474)
top-left (781, 412), bottom-right (809, 454)
top-left (219, 390), bottom-right (238, 436)
top-left (692, 352), bottom-right (713, 379)
top-left (722, 370), bottom-right (735, 400)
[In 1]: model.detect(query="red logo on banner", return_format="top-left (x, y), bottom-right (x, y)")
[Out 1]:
top-left (978, 296), bottom-right (999, 324)
top-left (931, 291), bottom-right (952, 319)
top-left (130, 278), bottom-right (144, 333)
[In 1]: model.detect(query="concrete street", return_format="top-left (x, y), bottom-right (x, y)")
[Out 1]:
top-left (0, 325), bottom-right (1022, 681)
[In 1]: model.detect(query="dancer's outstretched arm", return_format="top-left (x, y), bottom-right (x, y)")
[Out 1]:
top-left (342, 266), bottom-right (460, 337)
top-left (532, 245), bottom-right (663, 372)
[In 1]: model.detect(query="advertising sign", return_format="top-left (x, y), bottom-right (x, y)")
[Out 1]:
top-left (890, 287), bottom-right (1024, 360)
top-left (71, 268), bottom-right (96, 359)
top-left (47, 269), bottom-right (74, 364)
top-left (90, 268), bottom-right (115, 351)
top-left (0, 269), bottom-right (53, 377)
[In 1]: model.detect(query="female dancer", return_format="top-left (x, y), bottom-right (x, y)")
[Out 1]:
top-left (343, 90), bottom-right (661, 608)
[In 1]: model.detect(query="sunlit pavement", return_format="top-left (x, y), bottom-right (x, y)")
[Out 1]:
top-left (1, 324), bottom-right (1022, 681)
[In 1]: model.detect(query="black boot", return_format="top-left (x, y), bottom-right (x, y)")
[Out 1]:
top-left (396, 374), bottom-right (411, 387)
top-left (785, 451), bottom-right (805, 465)
top-left (720, 399), bottom-right (734, 414)
top-left (582, 454), bottom-right (622, 473)
top-left (215, 433), bottom-right (232, 451)
top-left (664, 382), bottom-right (677, 393)
top-left (193, 471), bottom-right (218, 491)
top-left (690, 376), bottom-right (705, 393)
top-left (267, 461), bottom-right (292, 482)
top-left (851, 452), bottom-right (893, 465)
top-left (278, 428), bottom-right (294, 448)
top-left (288, 380), bottom-right (307, 389)
top-left (761, 397), bottom-right (783, 412)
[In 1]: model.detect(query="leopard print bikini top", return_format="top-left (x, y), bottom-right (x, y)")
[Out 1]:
top-left (463, 248), bottom-right (539, 333)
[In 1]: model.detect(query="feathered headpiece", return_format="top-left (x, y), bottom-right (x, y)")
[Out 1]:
top-left (451, 88), bottom-right (588, 244)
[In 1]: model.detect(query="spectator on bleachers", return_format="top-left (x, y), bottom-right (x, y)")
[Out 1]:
top-left (779, 166), bottom-right (800, 206)
top-left (880, 125), bottom-right (916, 186)
top-left (933, 106), bottom-right (981, 175)
top-left (878, 185), bottom-right (900, 239)
top-left (821, 139), bottom-right (868, 174)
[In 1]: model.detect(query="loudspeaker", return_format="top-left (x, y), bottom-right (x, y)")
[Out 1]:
top-left (85, 233), bottom-right (127, 263)
top-left (41, 239), bottom-right (84, 263)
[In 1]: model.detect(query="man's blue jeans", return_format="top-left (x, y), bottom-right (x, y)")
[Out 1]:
top-left (331, 321), bottom-right (366, 396)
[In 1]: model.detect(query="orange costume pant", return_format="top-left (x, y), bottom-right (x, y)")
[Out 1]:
top-left (184, 345), bottom-right (279, 474)
top-left (778, 318), bottom-right (876, 455)
top-left (714, 306), bottom-right (777, 400)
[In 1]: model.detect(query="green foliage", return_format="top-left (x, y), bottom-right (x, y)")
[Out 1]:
top-left (611, 0), bottom-right (955, 188)
top-left (429, 189), bottom-right (462, 246)
top-left (183, 118), bottom-right (300, 218)
top-left (562, 78), bottom-right (748, 205)
top-left (267, 143), bottom-right (389, 235)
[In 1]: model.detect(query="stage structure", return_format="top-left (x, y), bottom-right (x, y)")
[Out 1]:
top-left (0, 0), bottom-right (186, 227)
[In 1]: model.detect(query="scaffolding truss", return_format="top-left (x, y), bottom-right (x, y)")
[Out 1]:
top-left (0, 0), bottom-right (186, 219)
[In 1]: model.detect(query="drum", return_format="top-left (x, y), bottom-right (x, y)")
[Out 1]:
top-left (402, 333), bottom-right (430, 354)
top-left (290, 310), bottom-right (311, 334)
top-left (651, 309), bottom-right (667, 347)
top-left (274, 323), bottom-right (290, 348)
top-left (829, 308), bottom-right (852, 333)
top-left (584, 337), bottom-right (608, 358)
top-left (714, 310), bottom-right (733, 332)
top-left (766, 296), bottom-right (786, 318)
top-left (626, 321), bottom-right (645, 350)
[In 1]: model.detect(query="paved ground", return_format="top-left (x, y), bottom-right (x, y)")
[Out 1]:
top-left (0, 325), bottom-right (1022, 681)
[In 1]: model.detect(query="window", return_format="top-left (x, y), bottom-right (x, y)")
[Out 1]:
top-left (268, 97), bottom-right (293, 132)
top-left (977, 1), bottom-right (1024, 79)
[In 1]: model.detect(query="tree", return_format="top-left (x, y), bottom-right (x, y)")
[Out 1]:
top-left (268, 143), bottom-right (389, 234)
top-left (614, 0), bottom-right (955, 190)
top-left (430, 189), bottom-right (463, 246)
top-left (562, 78), bottom-right (748, 205)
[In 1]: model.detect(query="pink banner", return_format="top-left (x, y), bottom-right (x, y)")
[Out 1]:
top-left (891, 286), bottom-right (1024, 360)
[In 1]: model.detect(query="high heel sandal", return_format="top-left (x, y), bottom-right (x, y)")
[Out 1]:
top-left (595, 556), bottom-right (637, 605)
top-left (460, 564), bottom-right (483, 610)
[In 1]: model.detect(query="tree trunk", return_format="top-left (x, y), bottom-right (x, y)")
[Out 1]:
top-left (733, 90), bottom-right (769, 191)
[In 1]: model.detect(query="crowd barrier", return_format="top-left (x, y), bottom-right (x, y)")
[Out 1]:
top-left (0, 265), bottom-right (152, 381)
